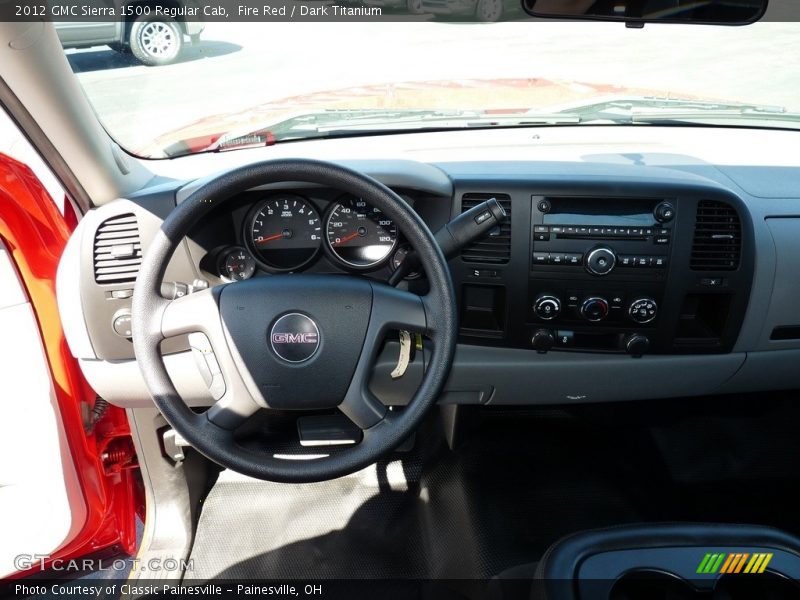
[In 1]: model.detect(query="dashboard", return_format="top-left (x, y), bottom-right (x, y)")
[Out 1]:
top-left (55, 126), bottom-right (800, 411)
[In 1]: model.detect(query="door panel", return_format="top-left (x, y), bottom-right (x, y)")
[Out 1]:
top-left (0, 153), bottom-right (138, 579)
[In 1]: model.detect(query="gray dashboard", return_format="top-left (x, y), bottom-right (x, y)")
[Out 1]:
top-left (57, 156), bottom-right (800, 409)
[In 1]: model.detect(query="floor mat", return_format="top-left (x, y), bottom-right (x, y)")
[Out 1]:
top-left (187, 395), bottom-right (800, 581)
top-left (186, 411), bottom-right (642, 581)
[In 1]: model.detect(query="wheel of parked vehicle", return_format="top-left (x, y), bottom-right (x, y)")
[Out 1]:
top-left (129, 15), bottom-right (183, 66)
top-left (131, 159), bottom-right (458, 483)
top-left (408, 0), bottom-right (425, 14)
top-left (475, 0), bottom-right (503, 22)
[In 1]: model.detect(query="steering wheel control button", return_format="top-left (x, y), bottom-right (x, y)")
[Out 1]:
top-left (629, 297), bottom-right (658, 324)
top-left (654, 201), bottom-right (676, 223)
top-left (533, 294), bottom-right (561, 320)
top-left (269, 313), bottom-right (321, 363)
top-left (585, 246), bottom-right (616, 276)
top-left (188, 332), bottom-right (226, 401)
top-left (580, 297), bottom-right (610, 322)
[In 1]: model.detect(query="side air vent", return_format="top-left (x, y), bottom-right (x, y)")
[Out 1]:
top-left (690, 200), bottom-right (741, 271)
top-left (93, 213), bottom-right (142, 284)
top-left (460, 193), bottom-right (512, 264)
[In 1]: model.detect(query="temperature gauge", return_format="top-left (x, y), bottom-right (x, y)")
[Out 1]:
top-left (391, 244), bottom-right (421, 279)
top-left (218, 247), bottom-right (256, 281)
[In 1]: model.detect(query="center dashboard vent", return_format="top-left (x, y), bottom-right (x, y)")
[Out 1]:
top-left (460, 193), bottom-right (512, 264)
top-left (690, 200), bottom-right (741, 271)
top-left (93, 213), bottom-right (142, 284)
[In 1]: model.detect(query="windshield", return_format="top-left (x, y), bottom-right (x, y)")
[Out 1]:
top-left (60, 15), bottom-right (800, 158)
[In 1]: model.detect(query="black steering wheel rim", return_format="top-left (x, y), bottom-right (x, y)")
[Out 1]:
top-left (131, 158), bottom-right (457, 482)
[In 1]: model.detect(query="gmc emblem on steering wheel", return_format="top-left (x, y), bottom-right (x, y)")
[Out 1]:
top-left (269, 313), bottom-right (320, 363)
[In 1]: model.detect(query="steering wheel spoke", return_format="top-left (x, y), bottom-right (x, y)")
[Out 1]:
top-left (160, 287), bottom-right (220, 338)
top-left (158, 287), bottom-right (264, 430)
top-left (339, 283), bottom-right (428, 430)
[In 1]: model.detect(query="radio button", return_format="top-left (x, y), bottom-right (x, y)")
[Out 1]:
top-left (577, 226), bottom-right (590, 235)
top-left (618, 255), bottom-right (635, 267)
top-left (549, 253), bottom-right (565, 265)
top-left (532, 252), bottom-right (549, 265)
top-left (653, 256), bottom-right (668, 268)
top-left (654, 201), bottom-right (675, 223)
top-left (590, 226), bottom-right (603, 236)
top-left (534, 225), bottom-right (549, 232)
top-left (565, 253), bottom-right (583, 266)
top-left (635, 256), bottom-right (651, 267)
top-left (565, 226), bottom-right (577, 235)
top-left (534, 231), bottom-right (550, 242)
top-left (534, 295), bottom-right (561, 320)
top-left (551, 226), bottom-right (564, 234)
top-left (585, 246), bottom-right (616, 275)
top-left (644, 227), bottom-right (654, 236)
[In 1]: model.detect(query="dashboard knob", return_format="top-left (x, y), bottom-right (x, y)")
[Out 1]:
top-left (531, 329), bottom-right (555, 353)
top-left (533, 294), bottom-right (561, 320)
top-left (624, 334), bottom-right (650, 357)
top-left (585, 246), bottom-right (616, 276)
top-left (654, 201), bottom-right (675, 223)
top-left (628, 297), bottom-right (658, 324)
top-left (580, 296), bottom-right (609, 322)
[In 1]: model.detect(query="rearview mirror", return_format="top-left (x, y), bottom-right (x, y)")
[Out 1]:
top-left (522, 0), bottom-right (768, 25)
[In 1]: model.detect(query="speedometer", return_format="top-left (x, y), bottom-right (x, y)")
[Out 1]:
top-left (247, 195), bottom-right (322, 271)
top-left (325, 197), bottom-right (398, 269)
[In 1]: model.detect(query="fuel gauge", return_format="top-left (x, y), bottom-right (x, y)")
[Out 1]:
top-left (219, 246), bottom-right (256, 282)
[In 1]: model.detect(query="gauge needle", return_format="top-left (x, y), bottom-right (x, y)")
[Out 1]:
top-left (334, 232), bottom-right (359, 246)
top-left (257, 233), bottom-right (284, 245)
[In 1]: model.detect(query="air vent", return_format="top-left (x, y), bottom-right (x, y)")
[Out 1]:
top-left (93, 213), bottom-right (142, 284)
top-left (460, 193), bottom-right (512, 264)
top-left (690, 200), bottom-right (741, 271)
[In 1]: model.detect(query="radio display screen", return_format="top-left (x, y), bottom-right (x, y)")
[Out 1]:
top-left (541, 197), bottom-right (656, 226)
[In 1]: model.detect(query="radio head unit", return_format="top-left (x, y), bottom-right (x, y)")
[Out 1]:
top-left (531, 196), bottom-right (675, 276)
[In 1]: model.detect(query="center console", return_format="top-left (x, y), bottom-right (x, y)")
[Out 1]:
top-left (453, 186), bottom-right (754, 356)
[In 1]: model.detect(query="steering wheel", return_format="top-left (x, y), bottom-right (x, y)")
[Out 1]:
top-left (131, 159), bottom-right (457, 482)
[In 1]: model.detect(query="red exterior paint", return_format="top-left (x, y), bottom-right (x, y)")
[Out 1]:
top-left (0, 153), bottom-right (139, 579)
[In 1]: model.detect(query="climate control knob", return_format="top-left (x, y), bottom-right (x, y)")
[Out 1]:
top-left (629, 297), bottom-right (658, 324)
top-left (533, 294), bottom-right (561, 320)
top-left (580, 297), bottom-right (610, 322)
top-left (585, 246), bottom-right (616, 276)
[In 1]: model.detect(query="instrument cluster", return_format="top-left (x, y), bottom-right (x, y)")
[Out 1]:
top-left (207, 191), bottom-right (408, 282)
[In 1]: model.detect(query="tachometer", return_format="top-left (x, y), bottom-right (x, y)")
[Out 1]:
top-left (325, 196), bottom-right (398, 269)
top-left (247, 195), bottom-right (322, 271)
